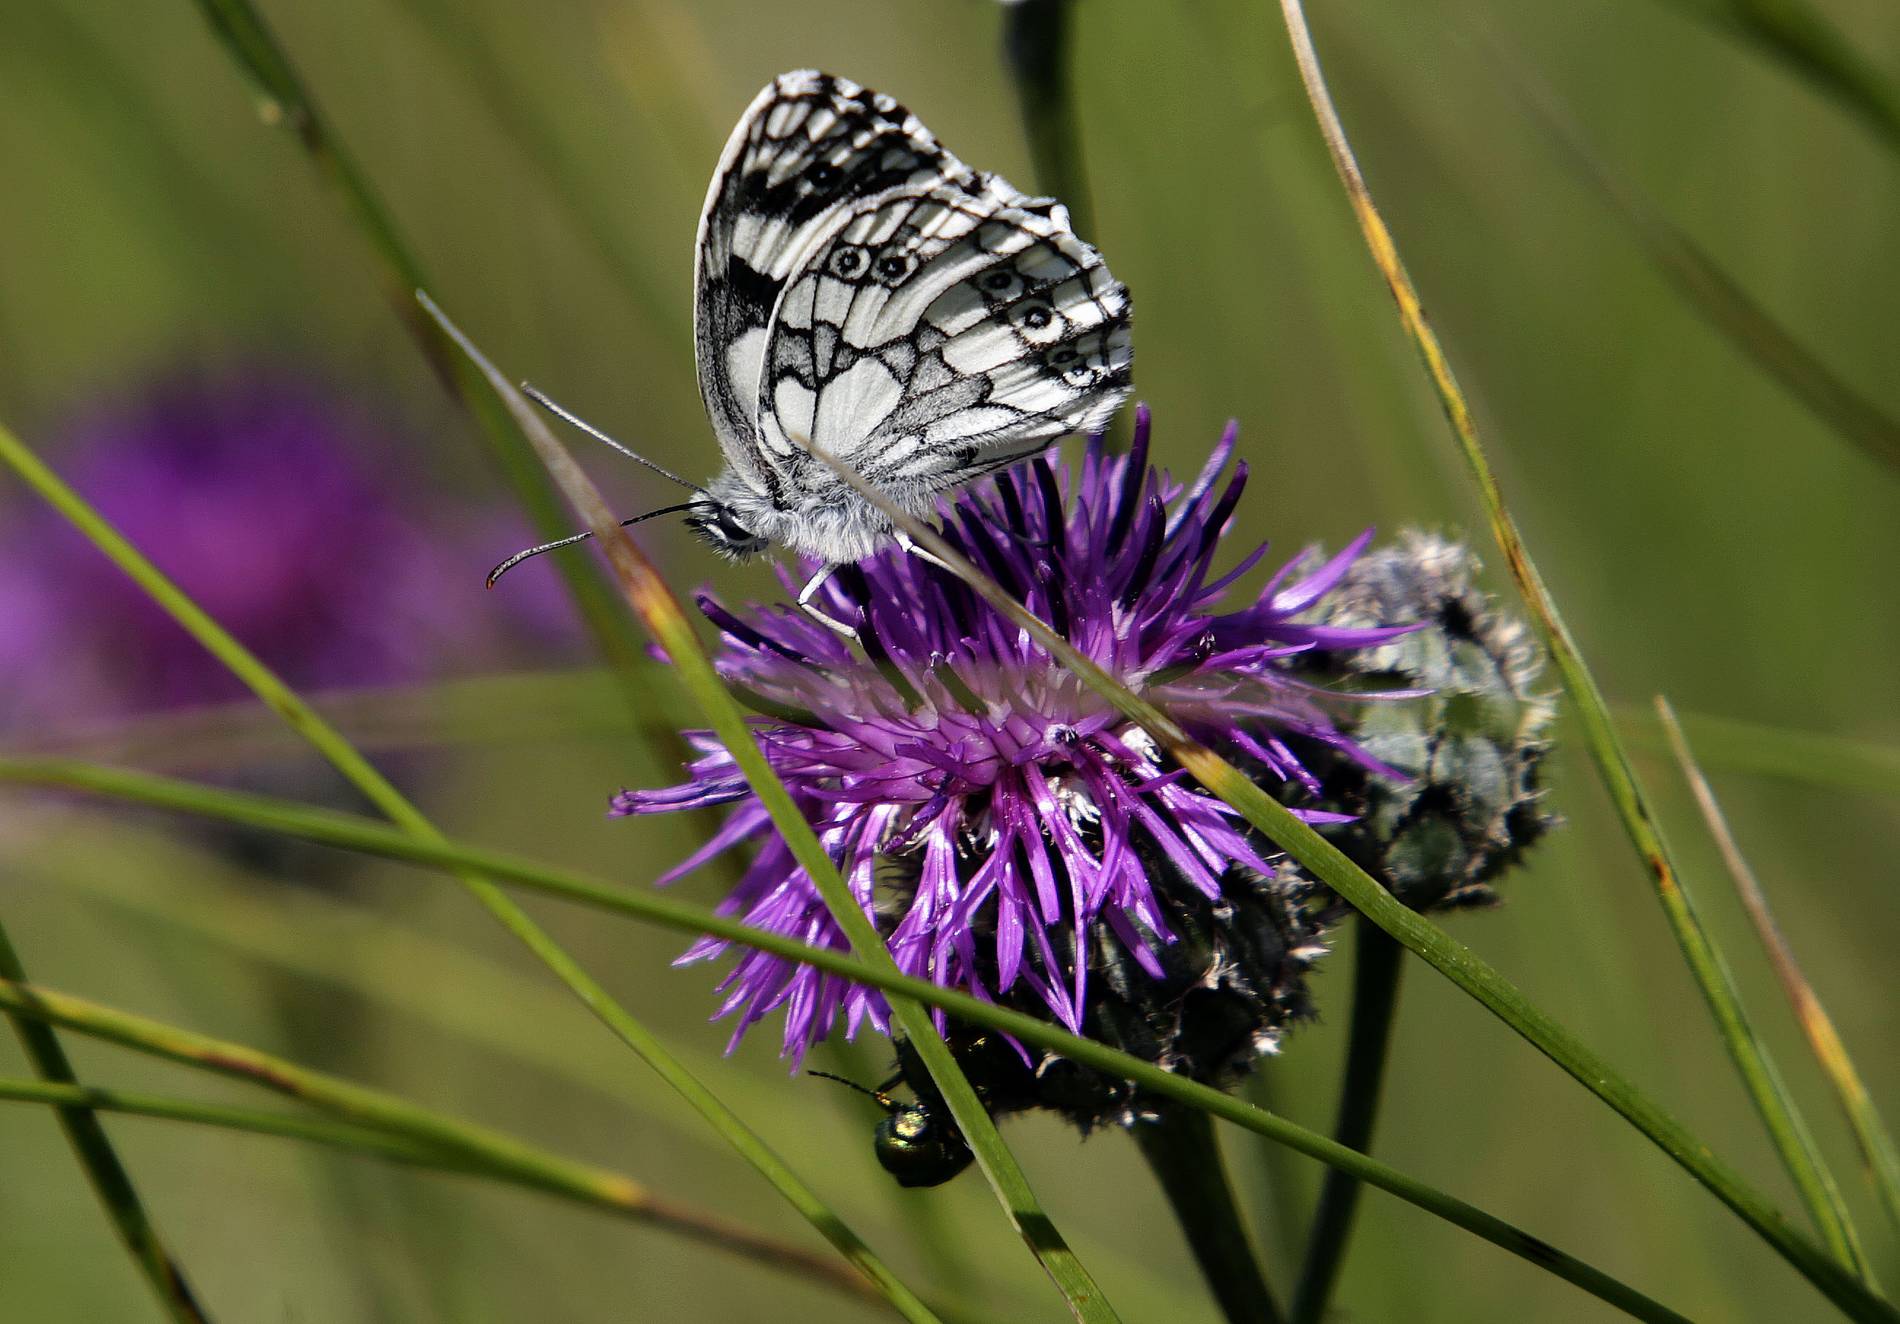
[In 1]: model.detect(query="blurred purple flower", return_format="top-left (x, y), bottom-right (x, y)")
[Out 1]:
top-left (0, 363), bottom-right (560, 734)
top-left (614, 407), bottom-right (1417, 1064)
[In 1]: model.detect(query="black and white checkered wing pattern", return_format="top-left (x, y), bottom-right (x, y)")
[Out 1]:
top-left (693, 71), bottom-right (962, 485)
top-left (754, 176), bottom-right (1133, 498)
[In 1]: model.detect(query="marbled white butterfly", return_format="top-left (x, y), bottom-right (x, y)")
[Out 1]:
top-left (490, 70), bottom-right (1132, 601)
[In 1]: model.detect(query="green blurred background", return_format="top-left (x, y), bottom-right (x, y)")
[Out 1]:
top-left (2, 1), bottom-right (1897, 1319)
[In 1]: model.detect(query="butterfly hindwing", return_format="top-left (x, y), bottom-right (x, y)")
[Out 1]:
top-left (753, 175), bottom-right (1132, 503)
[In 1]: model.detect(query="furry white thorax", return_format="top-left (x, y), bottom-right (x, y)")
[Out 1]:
top-left (691, 467), bottom-right (917, 565)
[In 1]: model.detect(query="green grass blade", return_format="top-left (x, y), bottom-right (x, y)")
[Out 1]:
top-left (1290, 920), bottom-right (1404, 1324)
top-left (46, 669), bottom-right (1900, 822)
top-left (181, 0), bottom-right (650, 692)
top-left (1488, 35), bottom-right (1900, 476)
top-left (416, 291), bottom-right (1117, 1323)
top-left (1273, 0), bottom-right (1875, 1294)
top-left (381, 0), bottom-right (690, 357)
top-left (1652, 0), bottom-right (1900, 153)
top-left (1000, 0), bottom-right (1094, 237)
top-left (0, 926), bottom-right (210, 1323)
top-left (0, 416), bottom-right (939, 1324)
top-left (0, 757), bottom-right (1702, 1324)
top-left (817, 1034), bottom-right (981, 1296)
top-left (52, 860), bottom-right (747, 1159)
top-left (1658, 698), bottom-right (1900, 1244)
top-left (41, 672), bottom-right (1900, 802)
top-left (53, 860), bottom-right (1068, 1319)
top-left (0, 1073), bottom-right (886, 1308)
top-left (1621, 706), bottom-right (1900, 800)
top-left (769, 359), bottom-right (1891, 1318)
top-left (19, 668), bottom-right (645, 771)
top-left (0, 1076), bottom-right (491, 1170)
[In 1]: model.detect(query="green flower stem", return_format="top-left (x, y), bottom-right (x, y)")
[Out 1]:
top-left (1291, 919), bottom-right (1404, 1324)
top-left (0, 926), bottom-right (209, 1323)
top-left (1658, 698), bottom-right (1900, 1245)
top-left (1133, 1106), bottom-right (1284, 1324)
top-left (775, 383), bottom-right (1891, 1323)
top-left (0, 418), bottom-right (937, 1324)
top-left (416, 293), bottom-right (1116, 1324)
top-left (1000, 0), bottom-right (1093, 237)
top-left (1273, 0), bottom-right (1872, 1293)
top-left (0, 758), bottom-right (1703, 1324)
top-left (0, 1075), bottom-right (883, 1307)
top-left (183, 0), bottom-right (650, 699)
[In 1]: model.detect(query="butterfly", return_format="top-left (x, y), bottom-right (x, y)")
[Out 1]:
top-left (492, 70), bottom-right (1133, 609)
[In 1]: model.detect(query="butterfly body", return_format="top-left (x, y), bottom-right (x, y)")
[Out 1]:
top-left (686, 70), bottom-right (1133, 566)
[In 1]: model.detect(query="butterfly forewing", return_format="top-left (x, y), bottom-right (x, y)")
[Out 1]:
top-left (695, 72), bottom-right (963, 476)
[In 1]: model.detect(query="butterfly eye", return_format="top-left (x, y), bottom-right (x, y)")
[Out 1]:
top-left (981, 270), bottom-right (1020, 297)
top-left (711, 507), bottom-right (767, 556)
top-left (829, 247), bottom-right (867, 278)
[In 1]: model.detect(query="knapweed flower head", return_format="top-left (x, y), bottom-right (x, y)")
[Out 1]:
top-left (1278, 531), bottom-right (1558, 913)
top-left (0, 362), bottom-right (561, 735)
top-left (617, 408), bottom-right (1419, 1073)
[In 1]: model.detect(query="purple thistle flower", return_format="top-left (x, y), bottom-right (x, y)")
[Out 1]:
top-left (616, 407), bottom-right (1416, 1066)
top-left (0, 363), bottom-right (565, 736)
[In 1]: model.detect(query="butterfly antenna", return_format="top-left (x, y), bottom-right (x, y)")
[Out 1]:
top-left (486, 502), bottom-right (699, 588)
top-left (806, 1070), bottom-right (897, 1111)
top-left (519, 383), bottom-right (704, 493)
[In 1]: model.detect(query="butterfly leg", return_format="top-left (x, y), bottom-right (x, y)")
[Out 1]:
top-left (795, 564), bottom-right (861, 638)
top-left (894, 529), bottom-right (959, 576)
